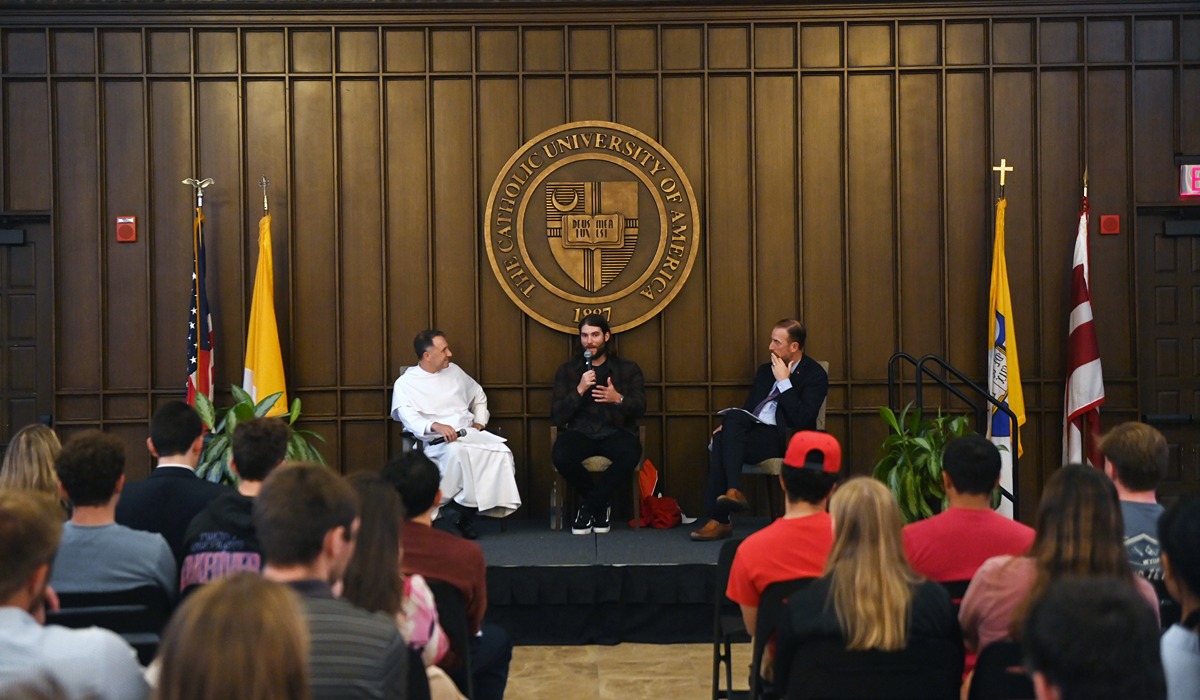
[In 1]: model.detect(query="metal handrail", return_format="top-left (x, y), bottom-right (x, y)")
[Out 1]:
top-left (885, 351), bottom-right (1020, 510)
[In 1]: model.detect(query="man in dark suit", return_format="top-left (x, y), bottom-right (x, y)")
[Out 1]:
top-left (115, 401), bottom-right (228, 561)
top-left (691, 319), bottom-right (829, 541)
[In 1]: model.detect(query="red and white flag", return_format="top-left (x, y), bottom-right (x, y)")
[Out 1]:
top-left (1063, 193), bottom-right (1104, 467)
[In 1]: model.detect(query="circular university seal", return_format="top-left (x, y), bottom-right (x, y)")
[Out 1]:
top-left (484, 121), bottom-right (701, 334)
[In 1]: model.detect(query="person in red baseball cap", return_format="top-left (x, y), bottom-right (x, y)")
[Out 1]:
top-left (725, 431), bottom-right (841, 634)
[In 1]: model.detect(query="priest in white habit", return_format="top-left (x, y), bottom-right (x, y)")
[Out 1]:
top-left (390, 329), bottom-right (522, 539)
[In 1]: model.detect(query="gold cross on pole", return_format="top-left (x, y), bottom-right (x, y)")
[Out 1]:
top-left (992, 158), bottom-right (1014, 188)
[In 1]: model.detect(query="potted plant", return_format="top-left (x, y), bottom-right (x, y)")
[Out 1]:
top-left (194, 386), bottom-right (327, 485)
top-left (873, 402), bottom-right (972, 523)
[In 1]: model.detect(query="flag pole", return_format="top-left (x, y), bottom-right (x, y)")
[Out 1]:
top-left (260, 175), bottom-right (270, 214)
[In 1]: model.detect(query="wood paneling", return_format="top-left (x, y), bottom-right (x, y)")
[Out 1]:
top-left (1, 6), bottom-right (1197, 521)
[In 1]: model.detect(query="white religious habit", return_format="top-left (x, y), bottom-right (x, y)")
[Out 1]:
top-left (390, 363), bottom-right (521, 517)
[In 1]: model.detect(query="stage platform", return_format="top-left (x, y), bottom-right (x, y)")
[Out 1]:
top-left (475, 516), bottom-right (771, 646)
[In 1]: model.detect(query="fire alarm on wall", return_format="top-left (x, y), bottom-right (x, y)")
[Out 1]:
top-left (116, 216), bottom-right (137, 242)
top-left (1099, 214), bottom-right (1120, 235)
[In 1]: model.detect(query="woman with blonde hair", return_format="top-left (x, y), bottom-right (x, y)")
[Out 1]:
top-left (0, 424), bottom-right (62, 497)
top-left (777, 477), bottom-right (962, 698)
top-left (154, 572), bottom-right (309, 700)
top-left (959, 464), bottom-right (1159, 655)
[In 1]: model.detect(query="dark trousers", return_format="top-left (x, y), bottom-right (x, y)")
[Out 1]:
top-left (704, 411), bottom-right (784, 520)
top-left (552, 428), bottom-right (641, 513)
top-left (470, 622), bottom-right (512, 700)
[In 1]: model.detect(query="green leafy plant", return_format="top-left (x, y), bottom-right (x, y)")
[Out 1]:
top-left (872, 402), bottom-right (972, 524)
top-left (194, 386), bottom-right (326, 485)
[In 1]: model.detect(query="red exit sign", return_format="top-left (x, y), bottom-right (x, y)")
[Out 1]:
top-left (1183, 164), bottom-right (1200, 196)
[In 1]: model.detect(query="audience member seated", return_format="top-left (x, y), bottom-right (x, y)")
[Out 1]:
top-left (116, 401), bottom-right (228, 561)
top-left (343, 473), bottom-right (462, 700)
top-left (155, 572), bottom-right (309, 700)
top-left (777, 477), bottom-right (962, 698)
top-left (727, 431), bottom-right (839, 635)
top-left (959, 464), bottom-right (1159, 657)
top-left (0, 490), bottom-right (149, 699)
top-left (383, 451), bottom-right (512, 700)
top-left (1100, 422), bottom-right (1169, 576)
top-left (179, 417), bottom-right (289, 594)
top-left (1025, 576), bottom-right (1165, 700)
top-left (1157, 495), bottom-right (1200, 700)
top-left (256, 463), bottom-right (408, 699)
top-left (0, 424), bottom-right (63, 504)
top-left (49, 430), bottom-right (175, 599)
top-left (903, 434), bottom-right (1034, 582)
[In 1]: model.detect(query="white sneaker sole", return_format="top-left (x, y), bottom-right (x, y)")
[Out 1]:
top-left (571, 525), bottom-right (593, 535)
top-left (592, 524), bottom-right (611, 534)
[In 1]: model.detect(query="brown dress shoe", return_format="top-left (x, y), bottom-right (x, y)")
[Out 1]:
top-left (716, 488), bottom-right (750, 513)
top-left (690, 519), bottom-right (733, 541)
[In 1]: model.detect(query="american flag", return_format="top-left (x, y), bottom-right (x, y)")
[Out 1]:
top-left (186, 206), bottom-right (214, 405)
top-left (1063, 193), bottom-right (1104, 467)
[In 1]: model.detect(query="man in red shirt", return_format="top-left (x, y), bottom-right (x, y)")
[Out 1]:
top-left (383, 451), bottom-right (511, 700)
top-left (902, 434), bottom-right (1034, 582)
top-left (726, 431), bottom-right (840, 633)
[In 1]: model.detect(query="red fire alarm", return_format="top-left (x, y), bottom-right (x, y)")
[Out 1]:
top-left (1099, 214), bottom-right (1120, 235)
top-left (116, 216), bottom-right (137, 243)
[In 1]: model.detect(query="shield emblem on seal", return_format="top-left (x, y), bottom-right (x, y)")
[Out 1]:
top-left (545, 181), bottom-right (639, 293)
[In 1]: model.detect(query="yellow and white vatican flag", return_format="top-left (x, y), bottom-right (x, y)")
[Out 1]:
top-left (987, 197), bottom-right (1025, 519)
top-left (242, 212), bottom-right (288, 417)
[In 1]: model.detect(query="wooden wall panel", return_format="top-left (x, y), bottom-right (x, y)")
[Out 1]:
top-left (1087, 70), bottom-right (1134, 377)
top-left (291, 79), bottom-right (338, 388)
top-left (707, 76), bottom-right (753, 379)
top-left (431, 78), bottom-right (477, 372)
top-left (148, 79), bottom-right (195, 389)
top-left (244, 79), bottom-right (292, 370)
top-left (898, 72), bottom-right (944, 359)
top-left (992, 71), bottom-right (1037, 373)
top-left (799, 74), bottom-right (844, 375)
top-left (754, 74), bottom-right (799, 333)
top-left (661, 75), bottom-right (707, 386)
top-left (196, 79), bottom-right (246, 391)
top-left (339, 79), bottom-right (386, 387)
top-left (53, 80), bottom-right (101, 394)
top-left (4, 81), bottom-right (50, 211)
top-left (103, 80), bottom-right (148, 390)
top-left (384, 78), bottom-right (431, 374)
top-left (1035, 69), bottom-right (1080, 386)
top-left (847, 73), bottom-right (895, 381)
top-left (0, 5), bottom-right (1195, 521)
top-left (943, 71), bottom-right (988, 377)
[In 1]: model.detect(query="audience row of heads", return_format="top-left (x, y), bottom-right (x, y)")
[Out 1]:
top-left (0, 444), bottom-right (448, 700)
top-left (0, 402), bottom-right (293, 510)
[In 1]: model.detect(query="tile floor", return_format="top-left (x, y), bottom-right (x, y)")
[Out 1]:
top-left (506, 642), bottom-right (752, 700)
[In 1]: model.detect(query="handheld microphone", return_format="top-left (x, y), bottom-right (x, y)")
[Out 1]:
top-left (584, 349), bottom-right (593, 371)
top-left (429, 428), bottom-right (467, 446)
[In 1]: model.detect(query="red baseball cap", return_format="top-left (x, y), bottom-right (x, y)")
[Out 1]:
top-left (783, 431), bottom-right (841, 473)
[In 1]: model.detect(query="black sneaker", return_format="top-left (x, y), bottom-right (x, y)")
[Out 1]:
top-left (571, 506), bottom-right (593, 535)
top-left (592, 506), bottom-right (612, 534)
top-left (454, 513), bottom-right (480, 540)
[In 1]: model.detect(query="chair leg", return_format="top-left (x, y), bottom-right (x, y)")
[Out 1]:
top-left (552, 474), bottom-right (566, 531)
top-left (631, 469), bottom-right (641, 529)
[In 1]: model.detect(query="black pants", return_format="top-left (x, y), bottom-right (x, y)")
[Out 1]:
top-left (704, 411), bottom-right (783, 520)
top-left (552, 428), bottom-right (641, 513)
top-left (470, 622), bottom-right (513, 700)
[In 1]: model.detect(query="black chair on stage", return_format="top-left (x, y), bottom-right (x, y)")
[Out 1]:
top-left (46, 585), bottom-right (172, 665)
top-left (748, 577), bottom-right (816, 700)
top-left (967, 640), bottom-right (1034, 700)
top-left (712, 538), bottom-right (750, 700)
top-left (426, 579), bottom-right (475, 700)
top-left (549, 424), bottom-right (646, 531)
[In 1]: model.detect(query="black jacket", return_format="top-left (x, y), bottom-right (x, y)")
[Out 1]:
top-left (552, 353), bottom-right (646, 436)
top-left (742, 354), bottom-right (829, 447)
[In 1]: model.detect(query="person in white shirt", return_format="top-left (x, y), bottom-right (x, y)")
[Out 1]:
top-left (391, 329), bottom-right (521, 539)
top-left (0, 489), bottom-right (149, 700)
